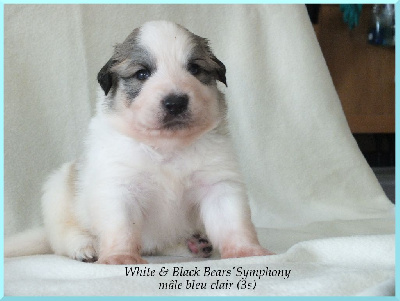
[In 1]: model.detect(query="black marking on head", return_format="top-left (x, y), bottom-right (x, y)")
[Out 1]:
top-left (120, 76), bottom-right (145, 103)
top-left (117, 53), bottom-right (157, 106)
top-left (210, 56), bottom-right (227, 87)
top-left (97, 27), bottom-right (157, 104)
top-left (187, 32), bottom-right (227, 87)
top-left (97, 59), bottom-right (117, 96)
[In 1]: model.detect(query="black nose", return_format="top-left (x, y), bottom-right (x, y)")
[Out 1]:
top-left (162, 94), bottom-right (189, 116)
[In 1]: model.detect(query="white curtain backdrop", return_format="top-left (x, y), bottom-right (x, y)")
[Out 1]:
top-left (4, 4), bottom-right (394, 296)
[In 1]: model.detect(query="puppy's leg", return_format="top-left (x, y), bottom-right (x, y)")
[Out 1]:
top-left (200, 181), bottom-right (274, 259)
top-left (96, 222), bottom-right (147, 265)
top-left (42, 162), bottom-right (97, 262)
top-left (88, 188), bottom-right (147, 265)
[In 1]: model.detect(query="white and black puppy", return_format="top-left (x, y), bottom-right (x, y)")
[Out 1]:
top-left (5, 20), bottom-right (273, 265)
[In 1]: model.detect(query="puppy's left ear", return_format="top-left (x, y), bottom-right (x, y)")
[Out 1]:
top-left (97, 59), bottom-right (115, 96)
top-left (211, 56), bottom-right (227, 87)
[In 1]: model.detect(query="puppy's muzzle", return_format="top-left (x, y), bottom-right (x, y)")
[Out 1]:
top-left (163, 94), bottom-right (189, 116)
top-left (162, 94), bottom-right (191, 129)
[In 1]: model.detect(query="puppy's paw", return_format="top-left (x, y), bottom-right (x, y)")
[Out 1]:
top-left (67, 235), bottom-right (98, 263)
top-left (187, 234), bottom-right (213, 258)
top-left (97, 254), bottom-right (148, 265)
top-left (73, 244), bottom-right (98, 263)
top-left (221, 244), bottom-right (275, 259)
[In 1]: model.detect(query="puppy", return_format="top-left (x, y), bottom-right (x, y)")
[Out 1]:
top-left (5, 20), bottom-right (273, 264)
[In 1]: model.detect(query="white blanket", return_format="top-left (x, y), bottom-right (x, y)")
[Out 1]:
top-left (4, 4), bottom-right (395, 296)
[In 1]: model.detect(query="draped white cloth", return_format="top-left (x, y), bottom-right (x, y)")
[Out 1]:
top-left (4, 4), bottom-right (394, 296)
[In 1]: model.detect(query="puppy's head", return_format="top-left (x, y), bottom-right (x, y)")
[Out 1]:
top-left (97, 21), bottom-right (227, 150)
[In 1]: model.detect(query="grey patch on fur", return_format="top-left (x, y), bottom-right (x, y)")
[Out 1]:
top-left (97, 27), bottom-right (157, 109)
top-left (97, 23), bottom-right (227, 111)
top-left (185, 30), bottom-right (227, 87)
top-left (119, 78), bottom-right (145, 104)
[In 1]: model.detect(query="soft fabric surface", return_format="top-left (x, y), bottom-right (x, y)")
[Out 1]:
top-left (5, 231), bottom-right (395, 296)
top-left (4, 4), bottom-right (395, 296)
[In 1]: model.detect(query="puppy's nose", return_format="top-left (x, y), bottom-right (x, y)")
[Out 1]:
top-left (162, 94), bottom-right (189, 116)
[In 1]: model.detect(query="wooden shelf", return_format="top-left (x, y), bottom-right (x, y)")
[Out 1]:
top-left (314, 4), bottom-right (395, 133)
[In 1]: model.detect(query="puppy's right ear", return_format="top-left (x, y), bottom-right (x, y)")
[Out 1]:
top-left (97, 59), bottom-right (115, 96)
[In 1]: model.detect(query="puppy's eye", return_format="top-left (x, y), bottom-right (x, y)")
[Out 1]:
top-left (135, 69), bottom-right (151, 81)
top-left (188, 63), bottom-right (200, 75)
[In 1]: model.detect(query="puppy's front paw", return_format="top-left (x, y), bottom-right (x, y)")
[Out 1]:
top-left (187, 234), bottom-right (213, 258)
top-left (73, 244), bottom-right (98, 263)
top-left (221, 245), bottom-right (275, 259)
top-left (97, 254), bottom-right (148, 265)
top-left (68, 236), bottom-right (98, 263)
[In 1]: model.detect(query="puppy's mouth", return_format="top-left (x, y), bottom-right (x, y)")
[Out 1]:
top-left (161, 112), bottom-right (192, 130)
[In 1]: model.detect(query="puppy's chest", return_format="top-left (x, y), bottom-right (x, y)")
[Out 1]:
top-left (154, 162), bottom-right (196, 200)
top-left (130, 151), bottom-right (202, 207)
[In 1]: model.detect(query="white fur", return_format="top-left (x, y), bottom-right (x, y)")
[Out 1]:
top-left (5, 21), bottom-right (273, 264)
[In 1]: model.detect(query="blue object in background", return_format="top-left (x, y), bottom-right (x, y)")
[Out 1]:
top-left (340, 4), bottom-right (363, 30)
top-left (368, 4), bottom-right (395, 47)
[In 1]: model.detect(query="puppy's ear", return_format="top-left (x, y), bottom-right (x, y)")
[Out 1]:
top-left (97, 59), bottom-right (115, 96)
top-left (211, 56), bottom-right (227, 87)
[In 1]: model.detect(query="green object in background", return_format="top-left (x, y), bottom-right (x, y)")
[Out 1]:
top-left (340, 4), bottom-right (363, 29)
